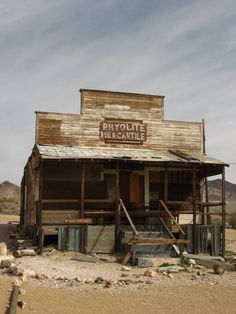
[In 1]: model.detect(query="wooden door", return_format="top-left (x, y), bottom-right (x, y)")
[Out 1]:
top-left (119, 171), bottom-right (144, 204)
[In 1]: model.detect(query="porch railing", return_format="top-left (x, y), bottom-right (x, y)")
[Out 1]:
top-left (159, 200), bottom-right (185, 236)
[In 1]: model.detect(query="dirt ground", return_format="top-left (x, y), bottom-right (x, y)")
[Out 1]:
top-left (0, 276), bottom-right (235, 314)
top-left (1, 214), bottom-right (236, 314)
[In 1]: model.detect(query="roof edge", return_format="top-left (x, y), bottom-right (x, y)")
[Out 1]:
top-left (79, 88), bottom-right (165, 99)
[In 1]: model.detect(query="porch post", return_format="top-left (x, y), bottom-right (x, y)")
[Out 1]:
top-left (80, 161), bottom-right (86, 252)
top-left (115, 160), bottom-right (120, 250)
top-left (164, 166), bottom-right (168, 204)
top-left (222, 166), bottom-right (226, 257)
top-left (38, 161), bottom-right (43, 254)
top-left (205, 178), bottom-right (210, 225)
top-left (192, 170), bottom-right (197, 254)
top-left (80, 161), bottom-right (85, 218)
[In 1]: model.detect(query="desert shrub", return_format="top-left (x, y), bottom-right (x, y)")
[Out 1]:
top-left (227, 213), bottom-right (236, 229)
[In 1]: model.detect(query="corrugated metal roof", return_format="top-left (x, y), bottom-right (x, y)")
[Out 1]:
top-left (36, 144), bottom-right (226, 165)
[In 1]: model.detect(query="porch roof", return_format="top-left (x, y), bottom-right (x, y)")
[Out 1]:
top-left (36, 144), bottom-right (226, 166)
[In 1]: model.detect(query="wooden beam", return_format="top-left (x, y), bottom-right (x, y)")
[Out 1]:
top-left (42, 199), bottom-right (80, 203)
top-left (122, 237), bottom-right (189, 244)
top-left (115, 160), bottom-right (120, 250)
top-left (164, 167), bottom-right (168, 204)
top-left (80, 162), bottom-right (85, 218)
top-left (9, 285), bottom-right (20, 314)
top-left (192, 170), bottom-right (197, 254)
top-left (38, 162), bottom-right (43, 254)
top-left (119, 198), bottom-right (139, 237)
top-left (64, 218), bottom-right (92, 224)
top-left (222, 166), bottom-right (226, 257)
top-left (80, 161), bottom-right (86, 252)
top-left (159, 217), bottom-right (176, 239)
top-left (159, 200), bottom-right (185, 235)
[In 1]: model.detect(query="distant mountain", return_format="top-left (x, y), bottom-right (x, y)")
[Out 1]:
top-left (0, 181), bottom-right (20, 214)
top-left (208, 179), bottom-right (236, 212)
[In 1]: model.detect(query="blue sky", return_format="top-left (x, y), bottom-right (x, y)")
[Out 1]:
top-left (0, 0), bottom-right (236, 184)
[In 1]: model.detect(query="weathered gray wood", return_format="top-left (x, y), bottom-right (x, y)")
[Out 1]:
top-left (222, 167), bottom-right (226, 257)
top-left (159, 200), bottom-right (185, 236)
top-left (119, 198), bottom-right (139, 237)
top-left (13, 249), bottom-right (36, 258)
top-left (122, 237), bottom-right (189, 244)
top-left (9, 285), bottom-right (19, 314)
top-left (35, 90), bottom-right (203, 152)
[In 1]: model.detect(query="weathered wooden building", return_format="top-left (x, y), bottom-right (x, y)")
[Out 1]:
top-left (20, 89), bottom-right (227, 258)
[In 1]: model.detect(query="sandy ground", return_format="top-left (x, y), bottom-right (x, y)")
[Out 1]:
top-left (1, 275), bottom-right (236, 314)
top-left (1, 214), bottom-right (236, 314)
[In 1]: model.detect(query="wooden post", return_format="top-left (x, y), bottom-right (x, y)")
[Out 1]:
top-left (80, 161), bottom-right (86, 252)
top-left (38, 161), bottom-right (43, 254)
top-left (202, 118), bottom-right (210, 225)
top-left (119, 198), bottom-right (139, 237)
top-left (164, 166), bottom-right (168, 204)
top-left (205, 178), bottom-right (210, 225)
top-left (222, 166), bottom-right (226, 257)
top-left (115, 160), bottom-right (120, 250)
top-left (9, 284), bottom-right (20, 314)
top-left (80, 162), bottom-right (85, 218)
top-left (163, 166), bottom-right (168, 227)
top-left (192, 170), bottom-right (197, 254)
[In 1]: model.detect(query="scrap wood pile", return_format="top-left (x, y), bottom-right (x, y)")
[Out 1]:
top-left (9, 229), bottom-right (37, 257)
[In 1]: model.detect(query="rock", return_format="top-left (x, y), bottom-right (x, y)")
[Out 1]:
top-left (120, 273), bottom-right (129, 277)
top-left (145, 280), bottom-right (152, 284)
top-left (121, 266), bottom-right (131, 271)
top-left (94, 277), bottom-right (105, 284)
top-left (85, 278), bottom-right (93, 283)
top-left (35, 273), bottom-right (44, 280)
top-left (17, 300), bottom-right (26, 309)
top-left (158, 266), bottom-right (184, 273)
top-left (12, 266), bottom-right (24, 276)
top-left (196, 271), bottom-right (206, 277)
top-left (194, 265), bottom-right (205, 270)
top-left (213, 264), bottom-right (225, 275)
top-left (75, 276), bottom-right (83, 282)
top-left (191, 274), bottom-right (199, 280)
top-left (19, 288), bottom-right (26, 295)
top-left (189, 259), bottom-right (196, 266)
top-left (22, 268), bottom-right (36, 278)
top-left (135, 258), bottom-right (154, 268)
top-left (144, 269), bottom-right (157, 277)
top-left (0, 259), bottom-right (12, 269)
top-left (162, 271), bottom-right (173, 278)
top-left (0, 255), bottom-right (14, 264)
top-left (104, 279), bottom-right (113, 287)
top-left (21, 275), bottom-right (28, 283)
top-left (14, 278), bottom-right (23, 286)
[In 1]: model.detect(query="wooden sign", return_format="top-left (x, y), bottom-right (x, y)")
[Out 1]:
top-left (100, 120), bottom-right (147, 144)
top-left (64, 218), bottom-right (92, 224)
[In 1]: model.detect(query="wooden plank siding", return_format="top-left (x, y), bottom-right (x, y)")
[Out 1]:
top-left (23, 160), bottom-right (37, 229)
top-left (35, 89), bottom-right (203, 153)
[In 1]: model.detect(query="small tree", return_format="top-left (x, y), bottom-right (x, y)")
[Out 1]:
top-left (227, 213), bottom-right (236, 229)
